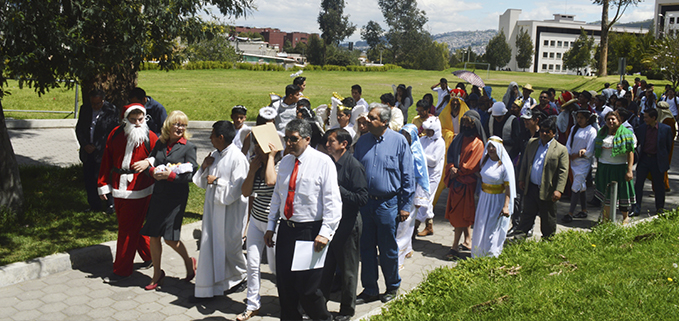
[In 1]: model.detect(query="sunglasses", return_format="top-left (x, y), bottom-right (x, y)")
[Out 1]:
top-left (284, 135), bottom-right (301, 143)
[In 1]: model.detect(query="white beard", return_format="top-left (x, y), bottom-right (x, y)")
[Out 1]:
top-left (119, 119), bottom-right (149, 190)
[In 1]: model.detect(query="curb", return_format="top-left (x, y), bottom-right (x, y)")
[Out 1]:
top-left (0, 220), bottom-right (203, 288)
top-left (6, 119), bottom-right (256, 130)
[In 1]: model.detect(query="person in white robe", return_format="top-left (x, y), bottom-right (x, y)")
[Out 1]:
top-left (192, 120), bottom-right (249, 299)
top-left (415, 117), bottom-right (446, 236)
top-left (396, 124), bottom-right (429, 269)
top-left (471, 136), bottom-right (516, 258)
top-left (562, 109), bottom-right (598, 222)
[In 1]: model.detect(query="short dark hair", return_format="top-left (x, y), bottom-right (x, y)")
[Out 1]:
top-left (293, 76), bottom-right (306, 86)
top-left (297, 98), bottom-right (311, 109)
top-left (89, 89), bottom-right (105, 98)
top-left (616, 107), bottom-right (630, 120)
top-left (212, 120), bottom-right (236, 145)
top-left (440, 78), bottom-right (447, 84)
top-left (231, 105), bottom-right (247, 116)
top-left (547, 88), bottom-right (556, 96)
top-left (617, 98), bottom-right (629, 107)
top-left (416, 99), bottom-right (429, 110)
top-left (129, 87), bottom-right (146, 101)
top-left (423, 93), bottom-right (434, 105)
top-left (539, 117), bottom-right (557, 134)
top-left (341, 97), bottom-right (356, 108)
top-left (285, 84), bottom-right (301, 98)
top-left (351, 84), bottom-right (362, 94)
top-left (604, 82), bottom-right (611, 88)
top-left (380, 93), bottom-right (395, 106)
top-left (540, 90), bottom-right (550, 96)
top-left (646, 108), bottom-right (658, 120)
top-left (286, 118), bottom-right (312, 138)
top-left (326, 128), bottom-right (352, 146)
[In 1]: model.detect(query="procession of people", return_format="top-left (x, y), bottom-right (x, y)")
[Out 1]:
top-left (80, 76), bottom-right (676, 321)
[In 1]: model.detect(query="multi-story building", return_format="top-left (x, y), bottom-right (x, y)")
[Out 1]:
top-left (499, 9), bottom-right (647, 74)
top-left (654, 0), bottom-right (679, 37)
top-left (233, 26), bottom-right (313, 50)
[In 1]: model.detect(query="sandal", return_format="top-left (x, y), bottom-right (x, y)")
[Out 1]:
top-left (573, 211), bottom-right (588, 218)
top-left (445, 249), bottom-right (460, 261)
top-left (459, 244), bottom-right (471, 251)
top-left (236, 309), bottom-right (259, 321)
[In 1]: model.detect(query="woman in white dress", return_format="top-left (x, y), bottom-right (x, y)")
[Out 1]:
top-left (562, 109), bottom-right (598, 223)
top-left (471, 136), bottom-right (516, 258)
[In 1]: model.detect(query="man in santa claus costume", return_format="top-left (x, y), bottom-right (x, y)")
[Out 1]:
top-left (98, 103), bottom-right (158, 283)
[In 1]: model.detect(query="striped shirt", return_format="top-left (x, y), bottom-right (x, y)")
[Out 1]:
top-left (251, 169), bottom-right (275, 223)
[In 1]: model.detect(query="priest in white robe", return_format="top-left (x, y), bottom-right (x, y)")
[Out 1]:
top-left (192, 120), bottom-right (249, 299)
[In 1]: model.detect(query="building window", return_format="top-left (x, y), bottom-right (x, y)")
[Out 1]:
top-left (556, 53), bottom-right (562, 59)
top-left (549, 52), bottom-right (554, 58)
top-left (543, 52), bottom-right (548, 58)
top-left (549, 64), bottom-right (554, 70)
top-left (564, 42), bottom-right (569, 48)
top-left (550, 40), bottom-right (555, 46)
top-left (570, 41), bottom-right (574, 47)
top-left (542, 64), bottom-right (547, 70)
top-left (670, 17), bottom-right (675, 24)
top-left (556, 65), bottom-right (561, 71)
top-left (557, 41), bottom-right (562, 47)
top-left (544, 40), bottom-right (549, 46)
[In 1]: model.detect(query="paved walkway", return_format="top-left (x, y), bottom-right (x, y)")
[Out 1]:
top-left (3, 124), bottom-right (679, 320)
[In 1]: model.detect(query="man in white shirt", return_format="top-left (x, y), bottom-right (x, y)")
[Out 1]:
top-left (264, 119), bottom-right (342, 321)
top-left (230, 105), bottom-right (250, 150)
top-left (351, 84), bottom-right (369, 126)
top-left (431, 78), bottom-right (450, 110)
top-left (272, 84), bottom-right (302, 136)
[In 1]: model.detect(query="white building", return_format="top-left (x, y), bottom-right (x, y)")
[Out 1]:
top-left (499, 9), bottom-right (647, 74)
top-left (654, 0), bottom-right (679, 37)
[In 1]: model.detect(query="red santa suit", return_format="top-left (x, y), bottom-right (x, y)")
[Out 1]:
top-left (98, 104), bottom-right (158, 277)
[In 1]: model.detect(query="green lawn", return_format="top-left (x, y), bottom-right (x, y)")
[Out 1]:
top-left (373, 211), bottom-right (679, 320)
top-left (2, 68), bottom-right (671, 121)
top-left (0, 165), bottom-right (205, 265)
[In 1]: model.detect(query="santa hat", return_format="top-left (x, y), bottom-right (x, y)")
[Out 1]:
top-left (123, 103), bottom-right (146, 119)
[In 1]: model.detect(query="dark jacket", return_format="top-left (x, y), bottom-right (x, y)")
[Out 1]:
top-left (144, 96), bottom-right (167, 136)
top-left (332, 150), bottom-right (368, 247)
top-left (636, 122), bottom-right (673, 173)
top-left (75, 102), bottom-right (119, 163)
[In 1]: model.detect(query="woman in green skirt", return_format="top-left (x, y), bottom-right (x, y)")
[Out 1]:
top-left (594, 110), bottom-right (636, 224)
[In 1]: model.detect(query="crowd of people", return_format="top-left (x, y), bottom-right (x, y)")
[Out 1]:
top-left (74, 75), bottom-right (677, 321)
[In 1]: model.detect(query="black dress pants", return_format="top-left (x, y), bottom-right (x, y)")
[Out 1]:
top-left (320, 215), bottom-right (362, 316)
top-left (635, 153), bottom-right (666, 212)
top-left (83, 154), bottom-right (113, 210)
top-left (518, 183), bottom-right (557, 239)
top-left (276, 220), bottom-right (332, 321)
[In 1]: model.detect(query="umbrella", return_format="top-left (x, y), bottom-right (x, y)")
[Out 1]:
top-left (451, 70), bottom-right (485, 88)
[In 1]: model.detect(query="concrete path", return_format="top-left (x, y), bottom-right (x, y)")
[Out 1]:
top-left (3, 120), bottom-right (679, 320)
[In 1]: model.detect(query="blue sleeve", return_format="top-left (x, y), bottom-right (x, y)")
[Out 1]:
top-left (398, 139), bottom-right (415, 212)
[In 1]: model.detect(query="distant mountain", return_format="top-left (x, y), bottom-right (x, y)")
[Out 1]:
top-left (587, 18), bottom-right (652, 30)
top-left (432, 30), bottom-right (497, 55)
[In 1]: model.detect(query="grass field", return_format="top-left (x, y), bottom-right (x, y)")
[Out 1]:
top-left (373, 211), bottom-right (679, 320)
top-left (2, 68), bottom-right (670, 121)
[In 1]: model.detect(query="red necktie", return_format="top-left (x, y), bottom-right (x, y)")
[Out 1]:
top-left (284, 159), bottom-right (299, 219)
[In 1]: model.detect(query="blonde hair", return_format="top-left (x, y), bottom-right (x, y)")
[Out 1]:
top-left (160, 110), bottom-right (192, 143)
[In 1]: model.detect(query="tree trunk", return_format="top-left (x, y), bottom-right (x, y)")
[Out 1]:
top-left (598, 0), bottom-right (610, 77)
top-left (0, 100), bottom-right (24, 217)
top-left (80, 62), bottom-right (139, 119)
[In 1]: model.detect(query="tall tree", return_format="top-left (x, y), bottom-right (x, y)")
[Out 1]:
top-left (361, 20), bottom-right (385, 62)
top-left (643, 34), bottom-right (679, 88)
top-left (306, 34), bottom-right (326, 65)
top-left (0, 100), bottom-right (23, 216)
top-left (593, 0), bottom-right (642, 76)
top-left (318, 0), bottom-right (356, 46)
top-left (515, 27), bottom-right (534, 71)
top-left (182, 27), bottom-right (240, 62)
top-left (563, 28), bottom-right (595, 72)
top-left (484, 30), bottom-right (512, 69)
top-left (0, 0), bottom-right (253, 216)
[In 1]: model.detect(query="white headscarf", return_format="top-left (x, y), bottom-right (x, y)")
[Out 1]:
top-left (421, 116), bottom-right (442, 141)
top-left (483, 136), bottom-right (516, 211)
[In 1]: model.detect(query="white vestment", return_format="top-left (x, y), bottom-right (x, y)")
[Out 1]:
top-left (417, 134), bottom-right (446, 221)
top-left (193, 144), bottom-right (249, 298)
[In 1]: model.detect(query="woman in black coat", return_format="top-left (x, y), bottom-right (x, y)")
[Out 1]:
top-left (134, 110), bottom-right (199, 290)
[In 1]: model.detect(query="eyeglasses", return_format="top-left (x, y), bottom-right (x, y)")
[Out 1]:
top-left (173, 123), bottom-right (187, 128)
top-left (284, 135), bottom-right (300, 143)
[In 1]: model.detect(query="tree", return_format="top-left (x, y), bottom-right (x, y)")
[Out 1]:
top-left (563, 28), bottom-right (595, 72)
top-left (182, 28), bottom-right (240, 62)
top-left (318, 0), bottom-right (356, 46)
top-left (0, 0), bottom-right (253, 216)
top-left (643, 34), bottom-right (679, 89)
top-left (361, 20), bottom-right (385, 62)
top-left (593, 0), bottom-right (642, 76)
top-left (515, 27), bottom-right (534, 71)
top-left (0, 100), bottom-right (23, 217)
top-left (306, 34), bottom-right (326, 65)
top-left (484, 30), bottom-right (512, 69)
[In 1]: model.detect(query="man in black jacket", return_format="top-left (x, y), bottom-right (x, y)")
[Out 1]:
top-left (75, 89), bottom-right (119, 213)
top-left (321, 128), bottom-right (368, 321)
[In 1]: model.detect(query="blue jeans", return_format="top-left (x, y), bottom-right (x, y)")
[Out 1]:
top-left (359, 196), bottom-right (401, 296)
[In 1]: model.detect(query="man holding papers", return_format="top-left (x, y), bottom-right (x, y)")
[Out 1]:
top-left (264, 119), bottom-right (342, 321)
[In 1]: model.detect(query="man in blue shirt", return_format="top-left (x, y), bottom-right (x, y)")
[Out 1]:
top-left (353, 104), bottom-right (414, 304)
top-left (128, 87), bottom-right (167, 136)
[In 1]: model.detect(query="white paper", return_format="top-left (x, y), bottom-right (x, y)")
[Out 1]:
top-left (291, 240), bottom-right (328, 271)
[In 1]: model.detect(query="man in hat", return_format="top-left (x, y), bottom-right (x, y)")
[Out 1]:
top-left (556, 91), bottom-right (579, 145)
top-left (488, 101), bottom-right (521, 161)
top-left (522, 84), bottom-right (536, 111)
top-left (98, 103), bottom-right (158, 283)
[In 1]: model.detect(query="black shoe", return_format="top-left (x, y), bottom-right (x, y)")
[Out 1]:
top-left (629, 209), bottom-right (640, 217)
top-left (102, 273), bottom-right (130, 284)
top-left (105, 205), bottom-right (115, 215)
top-left (507, 226), bottom-right (522, 236)
top-left (561, 215), bottom-right (573, 223)
top-left (355, 291), bottom-right (380, 305)
top-left (334, 315), bottom-right (352, 321)
top-left (137, 260), bottom-right (153, 270)
top-left (225, 279), bottom-right (247, 294)
top-left (526, 229), bottom-right (534, 238)
top-left (380, 288), bottom-right (398, 303)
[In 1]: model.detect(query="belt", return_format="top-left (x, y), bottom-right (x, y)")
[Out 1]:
top-left (368, 193), bottom-right (397, 201)
top-left (283, 220), bottom-right (322, 229)
top-left (113, 167), bottom-right (136, 174)
top-left (482, 183), bottom-right (506, 194)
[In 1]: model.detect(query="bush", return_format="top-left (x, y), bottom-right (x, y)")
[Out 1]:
top-left (642, 68), bottom-right (664, 81)
top-left (140, 62), bottom-right (161, 70)
top-left (304, 64), bottom-right (400, 72)
top-left (184, 61), bottom-right (233, 70)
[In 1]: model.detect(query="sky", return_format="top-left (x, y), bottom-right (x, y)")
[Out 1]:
top-left (206, 0), bottom-right (656, 42)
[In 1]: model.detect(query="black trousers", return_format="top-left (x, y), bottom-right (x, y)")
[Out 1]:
top-left (635, 153), bottom-right (666, 211)
top-left (320, 215), bottom-right (362, 316)
top-left (518, 183), bottom-right (557, 239)
top-left (276, 221), bottom-right (332, 321)
top-left (83, 154), bottom-right (113, 210)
